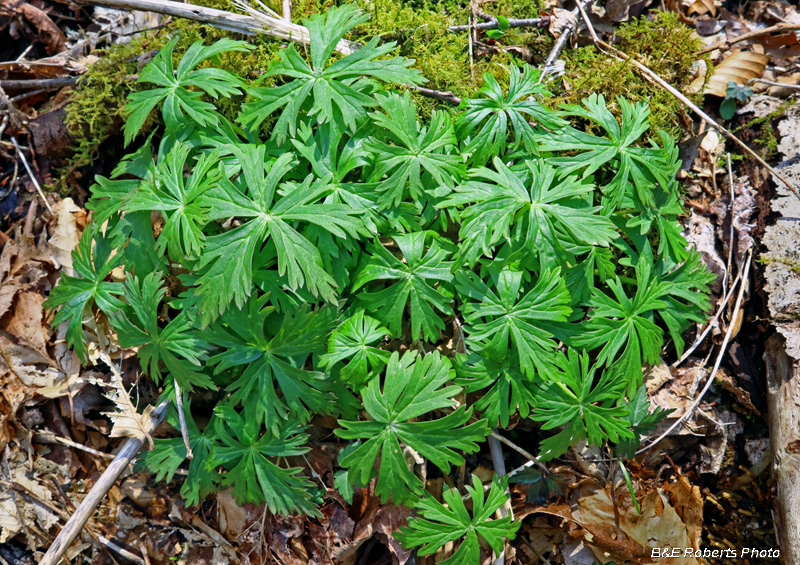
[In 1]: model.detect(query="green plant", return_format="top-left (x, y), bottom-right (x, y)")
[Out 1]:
top-left (720, 81), bottom-right (754, 120)
top-left (46, 4), bottom-right (712, 559)
top-left (395, 475), bottom-right (520, 565)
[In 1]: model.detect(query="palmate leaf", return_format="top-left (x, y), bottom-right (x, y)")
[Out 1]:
top-left (124, 37), bottom-right (251, 144)
top-left (455, 267), bottom-right (572, 377)
top-left (141, 401), bottom-right (220, 507)
top-left (206, 295), bottom-right (338, 432)
top-left (365, 92), bottom-right (463, 210)
top-left (565, 246), bottom-right (616, 306)
top-left (454, 351), bottom-right (537, 428)
top-left (319, 310), bottom-right (390, 390)
top-left (537, 94), bottom-right (677, 212)
top-left (87, 134), bottom-right (155, 226)
top-left (654, 249), bottom-right (715, 355)
top-left (616, 385), bottom-right (672, 459)
top-left (238, 5), bottom-right (424, 144)
top-left (531, 349), bottom-right (633, 460)
top-left (456, 65), bottom-right (566, 164)
top-left (209, 404), bottom-right (319, 516)
top-left (195, 145), bottom-right (365, 324)
top-left (441, 158), bottom-right (616, 266)
top-left (291, 121), bottom-right (383, 234)
top-left (395, 475), bottom-right (519, 565)
top-left (45, 230), bottom-right (125, 361)
top-left (353, 232), bottom-right (455, 342)
top-left (571, 253), bottom-right (671, 388)
top-left (336, 351), bottom-right (488, 505)
top-left (109, 272), bottom-right (213, 391)
top-left (124, 141), bottom-right (222, 260)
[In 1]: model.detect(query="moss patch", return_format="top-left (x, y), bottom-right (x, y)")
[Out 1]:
top-left (552, 11), bottom-right (707, 137)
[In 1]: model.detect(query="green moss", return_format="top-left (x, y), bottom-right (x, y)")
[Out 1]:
top-left (553, 11), bottom-right (707, 137)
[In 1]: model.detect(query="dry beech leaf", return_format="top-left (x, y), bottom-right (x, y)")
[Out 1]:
top-left (689, 49), bottom-right (769, 96)
top-left (687, 0), bottom-right (717, 17)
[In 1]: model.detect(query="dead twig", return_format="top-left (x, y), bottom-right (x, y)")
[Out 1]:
top-left (538, 0), bottom-right (592, 83)
top-left (747, 77), bottom-right (800, 91)
top-left (698, 23), bottom-right (800, 55)
top-left (10, 136), bottom-right (54, 216)
top-left (39, 398), bottom-right (169, 565)
top-left (405, 85), bottom-right (462, 105)
top-left (75, 0), bottom-right (356, 54)
top-left (637, 248), bottom-right (753, 455)
top-left (173, 378), bottom-right (193, 459)
top-left (0, 77), bottom-right (78, 91)
top-left (449, 17), bottom-right (546, 32)
top-left (490, 431), bottom-right (550, 474)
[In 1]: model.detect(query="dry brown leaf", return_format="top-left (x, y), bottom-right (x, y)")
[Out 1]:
top-left (6, 291), bottom-right (48, 355)
top-left (663, 476), bottom-right (704, 549)
top-left (578, 484), bottom-right (699, 564)
top-left (548, 8), bottom-right (578, 38)
top-left (47, 197), bottom-right (83, 277)
top-left (99, 352), bottom-right (154, 445)
top-left (15, 2), bottom-right (67, 55)
top-left (687, 0), bottom-right (717, 17)
top-left (0, 447), bottom-right (65, 546)
top-left (0, 334), bottom-right (62, 410)
top-left (689, 49), bottom-right (769, 96)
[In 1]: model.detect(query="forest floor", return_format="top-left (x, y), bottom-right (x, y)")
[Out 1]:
top-left (0, 0), bottom-right (799, 563)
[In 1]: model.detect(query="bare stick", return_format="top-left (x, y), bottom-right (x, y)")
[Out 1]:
top-left (637, 249), bottom-right (752, 455)
top-left (449, 17), bottom-right (545, 32)
top-left (698, 23), bottom-right (800, 55)
top-left (674, 265), bottom-right (745, 366)
top-left (538, 0), bottom-right (591, 83)
top-left (34, 432), bottom-right (116, 460)
top-left (467, 12), bottom-right (475, 81)
top-left (75, 0), bottom-right (355, 54)
top-left (725, 154), bottom-right (735, 297)
top-left (0, 77), bottom-right (78, 90)
top-left (173, 378), bottom-right (193, 459)
top-left (490, 431), bottom-right (550, 474)
top-left (405, 85), bottom-right (462, 105)
top-left (584, 35), bottom-right (800, 202)
top-left (747, 77), bottom-right (800, 91)
top-left (39, 399), bottom-right (169, 565)
top-left (10, 136), bottom-right (54, 216)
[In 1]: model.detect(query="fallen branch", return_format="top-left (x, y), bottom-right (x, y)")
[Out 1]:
top-left (698, 23), bottom-right (800, 55)
top-left (74, 0), bottom-right (356, 54)
top-left (39, 398), bottom-right (169, 565)
top-left (449, 17), bottom-right (546, 33)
